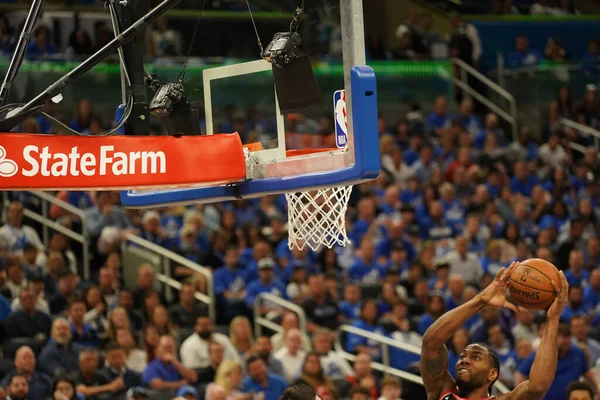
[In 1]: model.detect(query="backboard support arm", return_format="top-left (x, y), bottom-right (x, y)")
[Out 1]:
top-left (0, 0), bottom-right (183, 132)
top-left (0, 0), bottom-right (45, 106)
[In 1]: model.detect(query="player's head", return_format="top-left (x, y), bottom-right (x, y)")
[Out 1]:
top-left (566, 381), bottom-right (594, 400)
top-left (455, 343), bottom-right (499, 395)
top-left (279, 383), bottom-right (321, 400)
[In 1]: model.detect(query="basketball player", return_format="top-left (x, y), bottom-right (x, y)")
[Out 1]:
top-left (279, 384), bottom-right (321, 400)
top-left (421, 261), bottom-right (569, 400)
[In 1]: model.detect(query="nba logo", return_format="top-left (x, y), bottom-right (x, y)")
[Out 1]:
top-left (334, 90), bottom-right (348, 149)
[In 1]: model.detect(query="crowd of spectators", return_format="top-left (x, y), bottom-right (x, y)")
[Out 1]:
top-left (0, 74), bottom-right (600, 400)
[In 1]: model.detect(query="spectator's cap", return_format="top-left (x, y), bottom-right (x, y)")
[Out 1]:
top-left (258, 257), bottom-right (275, 270)
top-left (180, 224), bottom-right (196, 238)
top-left (126, 386), bottom-right (149, 399)
top-left (586, 84), bottom-right (597, 92)
top-left (142, 210), bottom-right (160, 223)
top-left (176, 385), bottom-right (198, 397)
top-left (435, 259), bottom-right (450, 270)
top-left (391, 241), bottom-right (406, 252)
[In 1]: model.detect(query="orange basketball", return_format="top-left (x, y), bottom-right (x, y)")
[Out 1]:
top-left (508, 258), bottom-right (561, 311)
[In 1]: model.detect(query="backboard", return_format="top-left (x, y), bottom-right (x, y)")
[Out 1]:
top-left (120, 0), bottom-right (380, 208)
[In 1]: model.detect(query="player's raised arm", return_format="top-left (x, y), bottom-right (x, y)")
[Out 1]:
top-left (420, 263), bottom-right (520, 400)
top-left (507, 271), bottom-right (569, 400)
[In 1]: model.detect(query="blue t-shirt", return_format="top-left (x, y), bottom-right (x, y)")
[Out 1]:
top-left (564, 270), bottom-right (590, 287)
top-left (346, 320), bottom-right (387, 354)
top-left (509, 175), bottom-right (541, 197)
top-left (142, 360), bottom-right (182, 385)
top-left (214, 265), bottom-right (248, 296)
top-left (0, 295), bottom-right (11, 322)
top-left (518, 345), bottom-right (588, 400)
top-left (339, 301), bottom-right (361, 320)
top-left (242, 373), bottom-right (287, 400)
top-left (583, 286), bottom-right (600, 310)
top-left (245, 280), bottom-right (287, 307)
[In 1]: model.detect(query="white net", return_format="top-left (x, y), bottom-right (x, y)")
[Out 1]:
top-left (285, 185), bottom-right (353, 251)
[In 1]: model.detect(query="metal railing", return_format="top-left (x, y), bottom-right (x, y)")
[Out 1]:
top-left (335, 325), bottom-right (510, 394)
top-left (253, 292), bottom-right (307, 338)
top-left (560, 118), bottom-right (600, 158)
top-left (2, 191), bottom-right (91, 280)
top-left (452, 58), bottom-right (518, 142)
top-left (121, 233), bottom-right (215, 321)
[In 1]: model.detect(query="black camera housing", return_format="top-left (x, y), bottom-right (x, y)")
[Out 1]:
top-left (149, 82), bottom-right (184, 114)
top-left (262, 32), bottom-right (302, 68)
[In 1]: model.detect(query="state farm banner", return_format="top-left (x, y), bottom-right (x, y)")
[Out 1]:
top-left (0, 133), bottom-right (246, 190)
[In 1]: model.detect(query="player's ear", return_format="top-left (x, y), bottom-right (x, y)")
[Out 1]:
top-left (488, 368), bottom-right (499, 383)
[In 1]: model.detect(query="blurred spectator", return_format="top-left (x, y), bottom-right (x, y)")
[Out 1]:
top-left (448, 13), bottom-right (482, 67)
top-left (311, 329), bottom-right (353, 380)
top-left (4, 375), bottom-right (28, 400)
top-left (25, 26), bottom-right (56, 60)
top-left (74, 348), bottom-right (125, 400)
top-left (142, 335), bottom-right (197, 391)
top-left (545, 37), bottom-right (569, 63)
top-left (570, 316), bottom-right (600, 365)
top-left (229, 316), bottom-right (255, 357)
top-left (273, 328), bottom-right (307, 382)
top-left (516, 325), bottom-right (597, 400)
top-left (294, 353), bottom-right (337, 400)
top-left (377, 377), bottom-right (403, 400)
top-left (4, 287), bottom-right (51, 341)
top-left (346, 353), bottom-right (378, 400)
top-left (179, 314), bottom-right (240, 370)
top-left (0, 346), bottom-right (52, 399)
top-left (147, 17), bottom-right (181, 58)
top-left (0, 202), bottom-right (44, 258)
top-left (566, 381), bottom-right (594, 400)
top-left (197, 341), bottom-right (225, 384)
top-left (302, 275), bottom-right (341, 334)
top-left (116, 328), bottom-right (147, 374)
top-left (68, 298), bottom-right (99, 348)
top-left (508, 36), bottom-right (542, 68)
top-left (241, 354), bottom-right (287, 400)
top-left (206, 361), bottom-right (245, 400)
top-left (64, 29), bottom-right (93, 60)
top-left (39, 318), bottom-right (85, 377)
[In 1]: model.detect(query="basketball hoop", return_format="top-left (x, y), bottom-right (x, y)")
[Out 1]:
top-left (285, 185), bottom-right (353, 251)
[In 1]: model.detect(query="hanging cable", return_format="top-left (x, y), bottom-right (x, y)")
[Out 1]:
top-left (246, 0), bottom-right (264, 55)
top-left (177, 0), bottom-right (207, 83)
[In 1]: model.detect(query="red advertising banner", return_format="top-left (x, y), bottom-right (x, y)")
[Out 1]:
top-left (0, 133), bottom-right (246, 190)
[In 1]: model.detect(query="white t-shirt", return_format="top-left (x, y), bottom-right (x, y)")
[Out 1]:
top-left (273, 348), bottom-right (306, 382)
top-left (319, 350), bottom-right (354, 379)
top-left (180, 332), bottom-right (241, 369)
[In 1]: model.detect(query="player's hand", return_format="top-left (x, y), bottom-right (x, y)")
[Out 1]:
top-left (478, 261), bottom-right (522, 313)
top-left (546, 270), bottom-right (569, 320)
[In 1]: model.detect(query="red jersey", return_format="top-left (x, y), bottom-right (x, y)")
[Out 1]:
top-left (439, 389), bottom-right (496, 400)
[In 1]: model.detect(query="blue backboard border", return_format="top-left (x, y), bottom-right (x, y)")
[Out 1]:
top-left (120, 66), bottom-right (380, 208)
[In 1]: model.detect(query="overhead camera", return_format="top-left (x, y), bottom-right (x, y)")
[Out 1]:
top-left (262, 32), bottom-right (302, 68)
top-left (149, 82), bottom-right (185, 114)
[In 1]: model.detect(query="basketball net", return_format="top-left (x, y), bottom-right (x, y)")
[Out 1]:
top-left (285, 185), bottom-right (353, 251)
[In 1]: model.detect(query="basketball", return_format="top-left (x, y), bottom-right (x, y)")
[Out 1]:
top-left (508, 258), bottom-right (561, 311)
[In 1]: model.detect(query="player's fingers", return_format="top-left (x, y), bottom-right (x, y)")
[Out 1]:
top-left (504, 261), bottom-right (518, 278)
top-left (549, 279), bottom-right (560, 294)
top-left (559, 271), bottom-right (569, 299)
top-left (505, 301), bottom-right (520, 313)
top-left (494, 267), bottom-right (506, 281)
